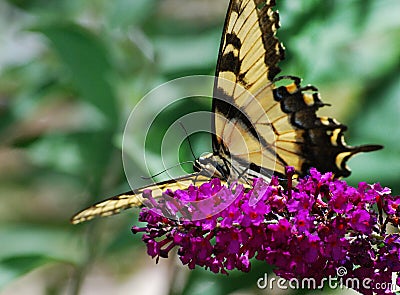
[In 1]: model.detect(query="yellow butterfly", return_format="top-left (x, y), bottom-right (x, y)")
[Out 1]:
top-left (71, 0), bottom-right (381, 224)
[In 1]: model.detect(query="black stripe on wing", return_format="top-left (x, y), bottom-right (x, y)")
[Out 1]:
top-left (272, 77), bottom-right (383, 177)
top-left (212, 0), bottom-right (284, 155)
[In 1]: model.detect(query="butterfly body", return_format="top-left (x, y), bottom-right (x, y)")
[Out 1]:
top-left (71, 0), bottom-right (382, 225)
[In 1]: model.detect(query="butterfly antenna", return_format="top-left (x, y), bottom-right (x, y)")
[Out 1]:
top-left (178, 121), bottom-right (197, 161)
top-left (141, 161), bottom-right (194, 180)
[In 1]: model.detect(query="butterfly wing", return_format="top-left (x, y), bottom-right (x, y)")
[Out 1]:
top-left (212, 0), bottom-right (382, 179)
top-left (212, 0), bottom-right (284, 181)
top-left (71, 173), bottom-right (211, 224)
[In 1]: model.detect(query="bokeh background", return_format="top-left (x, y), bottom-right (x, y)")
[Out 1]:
top-left (0, 0), bottom-right (399, 294)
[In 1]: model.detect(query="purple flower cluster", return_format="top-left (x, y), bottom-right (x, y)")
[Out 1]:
top-left (132, 167), bottom-right (400, 294)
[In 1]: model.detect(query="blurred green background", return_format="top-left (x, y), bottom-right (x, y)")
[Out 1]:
top-left (0, 0), bottom-right (399, 294)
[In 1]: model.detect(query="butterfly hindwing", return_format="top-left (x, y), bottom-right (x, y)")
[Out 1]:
top-left (272, 80), bottom-right (382, 177)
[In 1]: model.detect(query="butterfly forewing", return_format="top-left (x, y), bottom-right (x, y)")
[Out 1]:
top-left (212, 0), bottom-right (285, 179)
top-left (71, 174), bottom-right (211, 224)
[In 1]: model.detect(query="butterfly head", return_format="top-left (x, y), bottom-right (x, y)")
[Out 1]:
top-left (194, 152), bottom-right (228, 179)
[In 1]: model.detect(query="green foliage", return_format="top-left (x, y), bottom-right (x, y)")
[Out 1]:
top-left (36, 23), bottom-right (119, 124)
top-left (0, 0), bottom-right (399, 294)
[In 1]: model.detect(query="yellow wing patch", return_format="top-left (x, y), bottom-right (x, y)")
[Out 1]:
top-left (212, 0), bottom-right (284, 178)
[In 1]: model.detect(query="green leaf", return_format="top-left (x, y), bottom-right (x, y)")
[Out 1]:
top-left (35, 23), bottom-right (119, 128)
top-left (0, 255), bottom-right (55, 288)
top-left (107, 0), bottom-right (158, 29)
top-left (154, 30), bottom-right (220, 74)
top-left (5, 0), bottom-right (56, 10)
top-left (349, 76), bottom-right (400, 192)
top-left (0, 225), bottom-right (81, 289)
top-left (0, 225), bottom-right (81, 262)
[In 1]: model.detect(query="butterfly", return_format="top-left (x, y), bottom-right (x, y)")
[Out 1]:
top-left (71, 0), bottom-right (382, 224)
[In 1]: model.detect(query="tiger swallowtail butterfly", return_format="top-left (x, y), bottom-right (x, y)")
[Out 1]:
top-left (71, 0), bottom-right (382, 224)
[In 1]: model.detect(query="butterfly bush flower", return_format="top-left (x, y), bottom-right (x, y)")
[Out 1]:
top-left (131, 167), bottom-right (400, 294)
